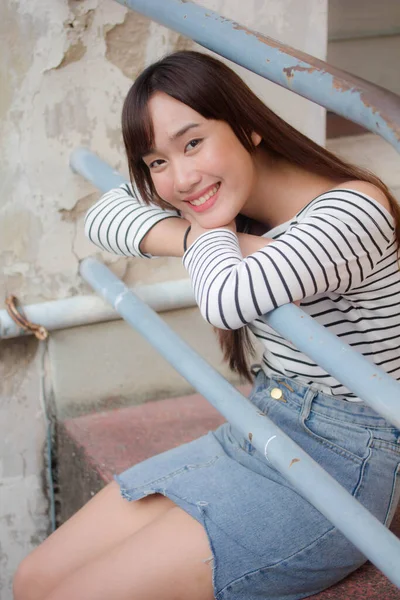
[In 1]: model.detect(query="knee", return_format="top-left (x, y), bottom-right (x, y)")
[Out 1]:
top-left (13, 553), bottom-right (47, 600)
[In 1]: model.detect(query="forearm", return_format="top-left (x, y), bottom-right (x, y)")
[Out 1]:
top-left (84, 184), bottom-right (181, 258)
top-left (140, 220), bottom-right (273, 259)
top-left (139, 217), bottom-right (189, 257)
top-left (237, 233), bottom-right (273, 257)
top-left (85, 184), bottom-right (272, 260)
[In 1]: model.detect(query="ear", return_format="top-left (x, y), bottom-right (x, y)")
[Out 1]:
top-left (251, 131), bottom-right (262, 147)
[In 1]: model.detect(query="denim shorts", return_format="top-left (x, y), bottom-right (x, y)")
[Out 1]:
top-left (116, 371), bottom-right (400, 600)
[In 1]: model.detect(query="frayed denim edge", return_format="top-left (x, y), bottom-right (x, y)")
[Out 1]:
top-left (114, 474), bottom-right (219, 599)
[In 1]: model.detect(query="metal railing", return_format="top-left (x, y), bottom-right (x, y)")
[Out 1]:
top-left (80, 255), bottom-right (400, 587)
top-left (116, 0), bottom-right (400, 152)
top-left (72, 0), bottom-right (400, 588)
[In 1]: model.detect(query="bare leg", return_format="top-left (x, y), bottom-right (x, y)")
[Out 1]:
top-left (43, 506), bottom-right (214, 600)
top-left (13, 481), bottom-right (176, 600)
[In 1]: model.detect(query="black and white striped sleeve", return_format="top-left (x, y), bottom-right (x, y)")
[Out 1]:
top-left (182, 191), bottom-right (395, 329)
top-left (84, 182), bottom-right (180, 258)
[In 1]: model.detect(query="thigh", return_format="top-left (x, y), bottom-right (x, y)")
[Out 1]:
top-left (44, 506), bottom-right (214, 600)
top-left (15, 482), bottom-right (176, 599)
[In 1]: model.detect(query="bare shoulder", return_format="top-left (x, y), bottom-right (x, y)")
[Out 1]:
top-left (334, 180), bottom-right (392, 216)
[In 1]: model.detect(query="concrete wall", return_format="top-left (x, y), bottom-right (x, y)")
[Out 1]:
top-left (328, 0), bottom-right (400, 96)
top-left (200, 0), bottom-right (328, 145)
top-left (0, 0), bottom-right (327, 596)
top-left (0, 337), bottom-right (49, 600)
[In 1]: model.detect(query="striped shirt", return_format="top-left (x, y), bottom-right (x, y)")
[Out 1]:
top-left (85, 183), bottom-right (180, 259)
top-left (85, 184), bottom-right (399, 400)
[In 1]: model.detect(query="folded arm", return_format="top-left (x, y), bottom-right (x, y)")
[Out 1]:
top-left (84, 183), bottom-right (270, 259)
top-left (182, 191), bottom-right (395, 329)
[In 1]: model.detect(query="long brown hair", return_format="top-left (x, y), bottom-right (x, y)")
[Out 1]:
top-left (122, 50), bottom-right (400, 381)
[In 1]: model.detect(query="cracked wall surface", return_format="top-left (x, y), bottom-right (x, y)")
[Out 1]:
top-left (0, 0), bottom-right (200, 308)
top-left (0, 0), bottom-right (327, 596)
top-left (0, 0), bottom-right (328, 306)
top-left (0, 337), bottom-right (49, 599)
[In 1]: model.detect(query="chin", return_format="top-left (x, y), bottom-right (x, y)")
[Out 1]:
top-left (198, 219), bottom-right (233, 230)
top-left (196, 212), bottom-right (239, 231)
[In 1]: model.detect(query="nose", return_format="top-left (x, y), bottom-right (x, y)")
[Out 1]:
top-left (173, 160), bottom-right (201, 194)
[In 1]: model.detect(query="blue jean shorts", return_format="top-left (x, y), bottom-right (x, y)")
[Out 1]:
top-left (116, 371), bottom-right (400, 600)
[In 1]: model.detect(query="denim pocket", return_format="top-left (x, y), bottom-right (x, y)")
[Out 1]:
top-left (371, 432), bottom-right (400, 457)
top-left (384, 463), bottom-right (400, 526)
top-left (302, 411), bottom-right (372, 464)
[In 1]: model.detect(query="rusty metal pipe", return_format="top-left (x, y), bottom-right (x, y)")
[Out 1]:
top-left (116, 0), bottom-right (400, 152)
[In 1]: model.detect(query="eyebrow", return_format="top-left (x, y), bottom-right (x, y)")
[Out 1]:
top-left (143, 122), bottom-right (200, 158)
top-left (170, 122), bottom-right (200, 141)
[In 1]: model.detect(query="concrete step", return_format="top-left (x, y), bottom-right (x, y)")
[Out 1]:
top-left (49, 307), bottom-right (242, 419)
top-left (57, 391), bottom-right (233, 521)
top-left (58, 392), bottom-right (400, 599)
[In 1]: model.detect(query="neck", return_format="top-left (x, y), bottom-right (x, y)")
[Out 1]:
top-left (243, 149), bottom-right (343, 229)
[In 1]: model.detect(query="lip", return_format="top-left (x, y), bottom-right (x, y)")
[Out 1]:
top-left (184, 182), bottom-right (219, 203)
top-left (184, 182), bottom-right (221, 213)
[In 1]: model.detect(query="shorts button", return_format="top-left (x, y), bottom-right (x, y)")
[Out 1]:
top-left (270, 387), bottom-right (283, 400)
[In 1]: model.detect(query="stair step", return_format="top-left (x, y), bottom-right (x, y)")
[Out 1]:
top-left (60, 392), bottom-right (230, 485)
top-left (58, 391), bottom-right (400, 599)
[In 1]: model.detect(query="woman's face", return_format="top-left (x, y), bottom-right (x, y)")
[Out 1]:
top-left (142, 92), bottom-right (261, 229)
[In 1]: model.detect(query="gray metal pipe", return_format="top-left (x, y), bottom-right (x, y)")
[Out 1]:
top-left (0, 280), bottom-right (195, 339)
top-left (80, 256), bottom-right (400, 589)
top-left (116, 0), bottom-right (400, 152)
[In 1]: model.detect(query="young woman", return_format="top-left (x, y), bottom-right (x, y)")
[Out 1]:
top-left (14, 51), bottom-right (400, 600)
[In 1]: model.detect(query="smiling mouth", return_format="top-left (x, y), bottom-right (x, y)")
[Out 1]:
top-left (188, 183), bottom-right (220, 207)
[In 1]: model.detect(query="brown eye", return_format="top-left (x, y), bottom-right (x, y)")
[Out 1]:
top-left (185, 138), bottom-right (203, 152)
top-left (149, 159), bottom-right (165, 169)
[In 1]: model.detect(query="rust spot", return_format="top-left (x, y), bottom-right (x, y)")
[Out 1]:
top-left (371, 374), bottom-right (377, 378)
top-left (248, 432), bottom-right (253, 442)
top-left (232, 22), bottom-right (281, 48)
top-left (331, 78), bottom-right (352, 93)
top-left (289, 458), bottom-right (300, 468)
top-left (231, 21), bottom-right (400, 142)
top-left (283, 65), bottom-right (317, 82)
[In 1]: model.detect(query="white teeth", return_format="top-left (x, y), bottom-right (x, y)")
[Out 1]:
top-left (189, 184), bottom-right (219, 206)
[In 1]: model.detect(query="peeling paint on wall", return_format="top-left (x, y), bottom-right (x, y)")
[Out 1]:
top-left (59, 191), bottom-right (97, 223)
top-left (0, 0), bottom-right (196, 307)
top-left (56, 40), bottom-right (87, 70)
top-left (174, 34), bottom-right (195, 53)
top-left (105, 11), bottom-right (150, 80)
top-left (0, 337), bottom-right (37, 398)
top-left (0, 2), bottom-right (40, 122)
